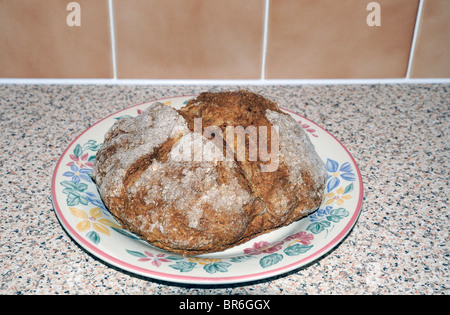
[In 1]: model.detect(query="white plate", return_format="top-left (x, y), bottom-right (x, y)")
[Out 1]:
top-left (52, 95), bottom-right (363, 285)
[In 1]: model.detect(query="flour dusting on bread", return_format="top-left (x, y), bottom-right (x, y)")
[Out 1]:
top-left (92, 91), bottom-right (327, 255)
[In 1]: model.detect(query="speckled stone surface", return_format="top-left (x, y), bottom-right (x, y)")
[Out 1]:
top-left (0, 84), bottom-right (448, 294)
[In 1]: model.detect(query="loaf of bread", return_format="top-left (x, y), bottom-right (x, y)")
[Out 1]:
top-left (92, 91), bottom-right (327, 255)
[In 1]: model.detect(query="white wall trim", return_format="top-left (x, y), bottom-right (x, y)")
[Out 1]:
top-left (0, 78), bottom-right (449, 86)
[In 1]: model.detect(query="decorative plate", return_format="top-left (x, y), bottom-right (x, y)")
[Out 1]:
top-left (52, 95), bottom-right (363, 285)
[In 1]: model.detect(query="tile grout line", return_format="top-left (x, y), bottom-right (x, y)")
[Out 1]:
top-left (260, 0), bottom-right (270, 80)
top-left (406, 0), bottom-right (425, 79)
top-left (108, 0), bottom-right (118, 80)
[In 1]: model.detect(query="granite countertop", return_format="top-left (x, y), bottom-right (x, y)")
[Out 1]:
top-left (0, 84), bottom-right (448, 294)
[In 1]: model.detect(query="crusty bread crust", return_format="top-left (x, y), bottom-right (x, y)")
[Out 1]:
top-left (92, 91), bottom-right (327, 255)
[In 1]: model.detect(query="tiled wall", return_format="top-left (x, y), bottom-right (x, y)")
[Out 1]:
top-left (0, 0), bottom-right (449, 80)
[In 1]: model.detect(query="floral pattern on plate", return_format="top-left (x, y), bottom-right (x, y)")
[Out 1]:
top-left (52, 96), bottom-right (363, 285)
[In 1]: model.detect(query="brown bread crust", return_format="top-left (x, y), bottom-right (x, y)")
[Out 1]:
top-left (92, 91), bottom-right (327, 255)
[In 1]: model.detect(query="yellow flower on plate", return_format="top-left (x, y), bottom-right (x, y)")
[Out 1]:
top-left (325, 186), bottom-right (352, 206)
top-left (188, 258), bottom-right (221, 265)
top-left (69, 207), bottom-right (121, 236)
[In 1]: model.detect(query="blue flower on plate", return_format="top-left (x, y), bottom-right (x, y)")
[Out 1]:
top-left (309, 206), bottom-right (332, 222)
top-left (85, 191), bottom-right (110, 216)
top-left (326, 159), bottom-right (356, 192)
top-left (63, 164), bottom-right (92, 183)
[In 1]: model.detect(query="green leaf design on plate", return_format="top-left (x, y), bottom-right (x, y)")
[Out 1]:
top-left (61, 180), bottom-right (77, 189)
top-left (343, 183), bottom-right (354, 194)
top-left (77, 183), bottom-right (88, 192)
top-left (284, 244), bottom-right (313, 256)
top-left (326, 208), bottom-right (349, 223)
top-left (166, 256), bottom-right (183, 261)
top-left (204, 262), bottom-right (231, 274)
top-left (260, 253), bottom-right (283, 268)
top-left (306, 220), bottom-right (331, 234)
top-left (67, 192), bottom-right (88, 206)
top-left (61, 181), bottom-right (88, 192)
top-left (82, 140), bottom-right (102, 152)
top-left (73, 144), bottom-right (82, 158)
top-left (170, 261), bottom-right (196, 273)
top-left (87, 231), bottom-right (100, 245)
top-left (230, 255), bottom-right (253, 263)
top-left (61, 181), bottom-right (89, 206)
top-left (114, 115), bottom-right (133, 120)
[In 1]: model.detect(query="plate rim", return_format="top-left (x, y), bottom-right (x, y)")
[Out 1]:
top-left (51, 95), bottom-right (364, 285)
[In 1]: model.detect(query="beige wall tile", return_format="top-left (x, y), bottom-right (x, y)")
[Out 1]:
top-left (0, 0), bottom-right (112, 78)
top-left (266, 0), bottom-right (419, 79)
top-left (114, 0), bottom-right (264, 79)
top-left (410, 0), bottom-right (450, 78)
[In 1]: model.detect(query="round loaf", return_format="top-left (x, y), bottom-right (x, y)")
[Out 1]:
top-left (92, 91), bottom-right (327, 255)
